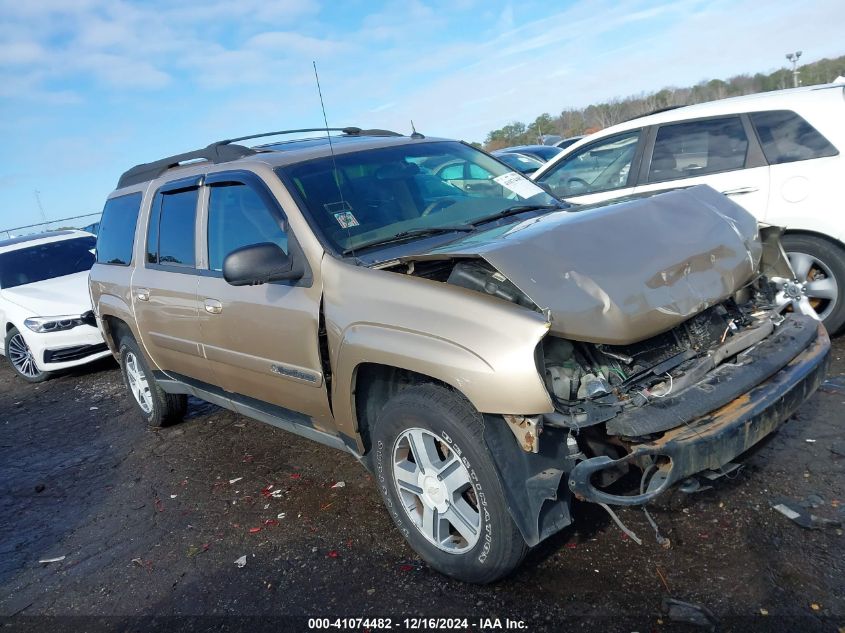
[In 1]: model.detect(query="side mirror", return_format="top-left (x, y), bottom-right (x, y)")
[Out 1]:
top-left (223, 243), bottom-right (302, 286)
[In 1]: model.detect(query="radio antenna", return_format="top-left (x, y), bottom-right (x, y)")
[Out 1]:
top-left (313, 61), bottom-right (354, 257)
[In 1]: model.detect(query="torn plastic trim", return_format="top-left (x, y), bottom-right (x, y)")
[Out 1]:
top-left (482, 416), bottom-right (573, 546)
top-left (502, 414), bottom-right (542, 453)
top-left (568, 323), bottom-right (830, 506)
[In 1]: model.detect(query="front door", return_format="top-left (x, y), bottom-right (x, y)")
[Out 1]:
top-left (195, 172), bottom-right (332, 426)
top-left (534, 128), bottom-right (643, 205)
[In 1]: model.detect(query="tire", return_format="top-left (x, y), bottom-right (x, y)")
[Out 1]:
top-left (5, 327), bottom-right (50, 383)
top-left (371, 383), bottom-right (527, 583)
top-left (780, 234), bottom-right (845, 335)
top-left (118, 336), bottom-right (187, 427)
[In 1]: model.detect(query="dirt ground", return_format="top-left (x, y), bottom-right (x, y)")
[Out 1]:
top-left (1, 338), bottom-right (844, 633)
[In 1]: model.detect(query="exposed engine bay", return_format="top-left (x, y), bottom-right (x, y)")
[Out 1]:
top-left (388, 252), bottom-right (801, 439)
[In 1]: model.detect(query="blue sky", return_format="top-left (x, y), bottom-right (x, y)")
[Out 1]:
top-left (1, 0), bottom-right (843, 231)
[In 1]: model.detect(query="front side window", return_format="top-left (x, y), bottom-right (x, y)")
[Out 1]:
top-left (750, 110), bottom-right (839, 164)
top-left (147, 188), bottom-right (198, 267)
top-left (279, 141), bottom-right (558, 254)
top-left (96, 193), bottom-right (142, 265)
top-left (0, 236), bottom-right (96, 289)
top-left (207, 182), bottom-right (289, 272)
top-left (648, 116), bottom-right (748, 183)
top-left (537, 130), bottom-right (641, 197)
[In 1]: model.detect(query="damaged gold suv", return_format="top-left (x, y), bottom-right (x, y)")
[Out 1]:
top-left (90, 128), bottom-right (830, 583)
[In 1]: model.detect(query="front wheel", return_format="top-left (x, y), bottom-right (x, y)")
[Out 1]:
top-left (118, 336), bottom-right (186, 427)
top-left (371, 384), bottom-right (527, 583)
top-left (777, 234), bottom-right (845, 334)
top-left (5, 327), bottom-right (50, 383)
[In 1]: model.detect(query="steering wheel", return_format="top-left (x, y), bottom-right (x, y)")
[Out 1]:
top-left (566, 177), bottom-right (590, 192)
top-left (421, 197), bottom-right (461, 217)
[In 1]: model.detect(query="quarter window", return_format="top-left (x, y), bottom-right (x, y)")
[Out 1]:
top-left (537, 130), bottom-right (641, 197)
top-left (207, 182), bottom-right (288, 272)
top-left (147, 188), bottom-right (198, 267)
top-left (96, 193), bottom-right (142, 265)
top-left (648, 116), bottom-right (748, 183)
top-left (750, 110), bottom-right (838, 164)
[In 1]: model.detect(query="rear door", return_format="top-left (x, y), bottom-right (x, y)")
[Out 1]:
top-left (632, 115), bottom-right (770, 218)
top-left (534, 129), bottom-right (644, 204)
top-left (195, 171), bottom-right (332, 424)
top-left (131, 178), bottom-right (206, 379)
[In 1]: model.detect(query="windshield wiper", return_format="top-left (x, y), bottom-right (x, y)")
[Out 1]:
top-left (342, 225), bottom-right (473, 255)
top-left (469, 203), bottom-right (565, 227)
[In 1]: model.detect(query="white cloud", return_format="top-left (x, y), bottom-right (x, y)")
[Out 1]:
top-left (246, 31), bottom-right (345, 57)
top-left (0, 41), bottom-right (47, 65)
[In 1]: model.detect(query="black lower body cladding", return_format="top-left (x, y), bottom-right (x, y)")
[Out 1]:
top-left (568, 321), bottom-right (830, 506)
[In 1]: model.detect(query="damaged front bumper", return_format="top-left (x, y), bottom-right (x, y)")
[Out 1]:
top-left (568, 321), bottom-right (831, 506)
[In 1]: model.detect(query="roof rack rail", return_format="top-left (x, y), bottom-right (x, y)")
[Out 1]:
top-left (117, 126), bottom-right (404, 189)
top-left (117, 142), bottom-right (256, 189)
top-left (227, 127), bottom-right (402, 145)
top-left (622, 104), bottom-right (685, 123)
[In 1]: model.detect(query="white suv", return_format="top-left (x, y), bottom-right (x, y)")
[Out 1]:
top-left (0, 230), bottom-right (110, 382)
top-left (532, 83), bottom-right (845, 333)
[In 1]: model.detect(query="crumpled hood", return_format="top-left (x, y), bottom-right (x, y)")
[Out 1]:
top-left (1, 270), bottom-right (94, 317)
top-left (409, 185), bottom-right (762, 344)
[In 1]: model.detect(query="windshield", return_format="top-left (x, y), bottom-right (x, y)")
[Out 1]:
top-left (0, 236), bottom-right (96, 289)
top-left (278, 141), bottom-right (559, 254)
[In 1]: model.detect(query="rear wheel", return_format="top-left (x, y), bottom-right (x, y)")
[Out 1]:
top-left (5, 327), bottom-right (50, 383)
top-left (118, 336), bottom-right (186, 427)
top-left (371, 383), bottom-right (527, 583)
top-left (776, 234), bottom-right (845, 334)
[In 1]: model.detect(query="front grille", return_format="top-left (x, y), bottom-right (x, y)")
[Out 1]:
top-left (43, 343), bottom-right (108, 364)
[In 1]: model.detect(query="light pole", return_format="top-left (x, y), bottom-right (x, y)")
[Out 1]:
top-left (785, 51), bottom-right (802, 88)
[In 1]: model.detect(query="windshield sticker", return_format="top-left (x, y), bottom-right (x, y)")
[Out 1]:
top-left (493, 172), bottom-right (546, 199)
top-left (334, 211), bottom-right (360, 229)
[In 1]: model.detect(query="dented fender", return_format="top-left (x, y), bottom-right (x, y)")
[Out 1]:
top-left (320, 255), bottom-right (554, 443)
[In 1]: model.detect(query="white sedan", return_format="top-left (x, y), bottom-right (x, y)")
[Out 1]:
top-left (0, 230), bottom-right (110, 382)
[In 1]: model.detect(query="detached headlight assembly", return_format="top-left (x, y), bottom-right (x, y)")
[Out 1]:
top-left (24, 315), bottom-right (86, 333)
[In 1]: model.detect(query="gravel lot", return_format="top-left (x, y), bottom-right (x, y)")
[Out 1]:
top-left (1, 338), bottom-right (844, 632)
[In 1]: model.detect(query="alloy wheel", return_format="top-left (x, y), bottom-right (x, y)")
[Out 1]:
top-left (8, 333), bottom-right (40, 378)
top-left (772, 251), bottom-right (839, 321)
top-left (125, 351), bottom-right (153, 414)
top-left (392, 428), bottom-right (481, 553)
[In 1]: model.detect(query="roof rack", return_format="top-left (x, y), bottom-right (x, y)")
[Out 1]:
top-left (117, 127), bottom-right (404, 189)
top-left (622, 104), bottom-right (686, 123)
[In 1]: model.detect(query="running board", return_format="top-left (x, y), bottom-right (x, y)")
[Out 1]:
top-left (154, 372), bottom-right (354, 455)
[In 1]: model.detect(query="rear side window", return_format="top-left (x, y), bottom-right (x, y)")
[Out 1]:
top-left (648, 116), bottom-right (748, 183)
top-left (750, 110), bottom-right (839, 164)
top-left (207, 182), bottom-right (288, 272)
top-left (147, 188), bottom-right (198, 267)
top-left (96, 193), bottom-right (142, 265)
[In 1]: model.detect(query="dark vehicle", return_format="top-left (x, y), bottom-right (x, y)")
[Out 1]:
top-left (495, 144), bottom-right (563, 162)
top-left (492, 151), bottom-right (545, 174)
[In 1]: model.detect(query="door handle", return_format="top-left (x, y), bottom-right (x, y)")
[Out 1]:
top-left (204, 299), bottom-right (223, 315)
top-left (721, 186), bottom-right (758, 196)
top-left (136, 288), bottom-right (150, 302)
